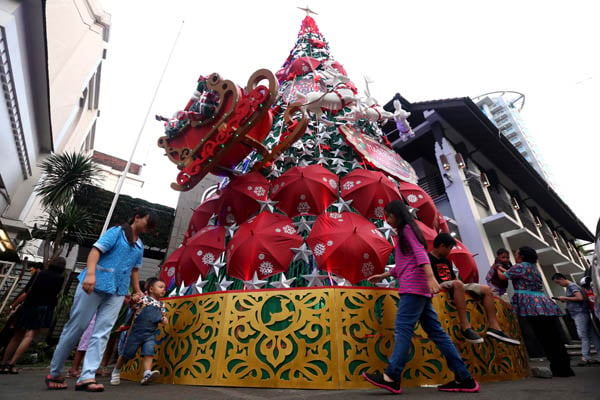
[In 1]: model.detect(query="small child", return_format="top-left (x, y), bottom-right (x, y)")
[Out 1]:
top-left (485, 248), bottom-right (511, 297)
top-left (110, 278), bottom-right (167, 386)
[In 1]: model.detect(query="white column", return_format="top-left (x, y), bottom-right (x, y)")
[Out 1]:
top-left (435, 138), bottom-right (494, 283)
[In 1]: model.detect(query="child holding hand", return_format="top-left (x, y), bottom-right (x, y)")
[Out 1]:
top-left (110, 278), bottom-right (167, 386)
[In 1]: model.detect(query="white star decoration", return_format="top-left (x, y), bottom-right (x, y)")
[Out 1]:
top-left (291, 242), bottom-right (313, 263)
top-left (178, 282), bottom-right (188, 296)
top-left (333, 275), bottom-right (352, 287)
top-left (376, 278), bottom-right (395, 288)
top-left (350, 159), bottom-right (363, 169)
top-left (258, 199), bottom-right (279, 213)
top-left (207, 213), bottom-right (218, 226)
top-left (293, 217), bottom-right (315, 235)
top-left (207, 257), bottom-right (226, 276)
top-left (225, 223), bottom-right (239, 238)
top-left (270, 273), bottom-right (296, 289)
top-left (216, 276), bottom-right (234, 292)
top-left (378, 222), bottom-right (396, 240)
top-left (302, 267), bottom-right (327, 287)
top-left (332, 198), bottom-right (353, 213)
top-left (243, 271), bottom-right (268, 289)
top-left (333, 163), bottom-right (349, 175)
top-left (193, 274), bottom-right (208, 294)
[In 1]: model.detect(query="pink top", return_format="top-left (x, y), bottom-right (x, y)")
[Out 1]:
top-left (389, 224), bottom-right (432, 297)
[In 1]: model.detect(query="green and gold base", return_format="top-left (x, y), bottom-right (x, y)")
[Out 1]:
top-left (121, 287), bottom-right (529, 388)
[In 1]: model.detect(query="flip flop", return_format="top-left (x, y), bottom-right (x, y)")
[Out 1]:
top-left (45, 375), bottom-right (68, 390)
top-left (75, 381), bottom-right (104, 392)
top-left (66, 369), bottom-right (80, 378)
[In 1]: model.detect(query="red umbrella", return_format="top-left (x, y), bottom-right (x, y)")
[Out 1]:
top-left (160, 246), bottom-right (186, 286)
top-left (217, 172), bottom-right (269, 225)
top-left (271, 165), bottom-right (338, 217)
top-left (340, 169), bottom-right (402, 219)
top-left (306, 212), bottom-right (393, 284)
top-left (399, 182), bottom-right (438, 229)
top-left (414, 220), bottom-right (438, 251)
top-left (186, 194), bottom-right (219, 238)
top-left (178, 225), bottom-right (226, 285)
top-left (448, 239), bottom-right (479, 283)
top-left (226, 212), bottom-right (303, 281)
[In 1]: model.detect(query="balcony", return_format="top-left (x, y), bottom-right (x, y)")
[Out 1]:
top-left (481, 212), bottom-right (521, 236)
top-left (503, 227), bottom-right (547, 250)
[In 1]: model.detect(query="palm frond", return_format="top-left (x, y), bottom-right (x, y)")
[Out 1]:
top-left (35, 152), bottom-right (102, 209)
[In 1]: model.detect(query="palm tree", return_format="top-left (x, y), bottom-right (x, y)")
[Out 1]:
top-left (33, 152), bottom-right (102, 263)
top-left (35, 152), bottom-right (102, 209)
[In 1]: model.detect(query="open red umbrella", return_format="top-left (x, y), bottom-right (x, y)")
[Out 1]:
top-left (178, 225), bottom-right (226, 285)
top-left (271, 164), bottom-right (338, 217)
top-left (340, 169), bottom-right (402, 219)
top-left (306, 212), bottom-right (393, 284)
top-left (186, 194), bottom-right (220, 239)
top-left (217, 171), bottom-right (269, 225)
top-left (448, 239), bottom-right (479, 283)
top-left (399, 181), bottom-right (438, 229)
top-left (226, 212), bottom-right (303, 281)
top-left (160, 246), bottom-right (186, 287)
top-left (414, 220), bottom-right (438, 251)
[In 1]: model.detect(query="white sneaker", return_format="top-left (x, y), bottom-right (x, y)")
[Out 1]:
top-left (140, 370), bottom-right (160, 385)
top-left (110, 370), bottom-right (120, 385)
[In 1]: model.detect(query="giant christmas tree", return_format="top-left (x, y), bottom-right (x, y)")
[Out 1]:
top-left (137, 12), bottom-right (527, 389)
top-left (158, 13), bottom-right (477, 295)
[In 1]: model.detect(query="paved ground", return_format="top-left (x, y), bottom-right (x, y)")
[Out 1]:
top-left (1, 363), bottom-right (599, 400)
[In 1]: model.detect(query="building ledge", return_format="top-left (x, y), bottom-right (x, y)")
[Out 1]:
top-left (537, 247), bottom-right (572, 266)
top-left (503, 227), bottom-right (547, 250)
top-left (554, 260), bottom-right (585, 274)
top-left (481, 212), bottom-right (521, 236)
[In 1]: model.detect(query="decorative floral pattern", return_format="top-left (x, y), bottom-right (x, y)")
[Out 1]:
top-left (202, 252), bottom-right (215, 265)
top-left (121, 289), bottom-right (527, 389)
top-left (297, 202), bottom-right (311, 214)
top-left (313, 243), bottom-right (326, 256)
top-left (259, 261), bottom-right (274, 276)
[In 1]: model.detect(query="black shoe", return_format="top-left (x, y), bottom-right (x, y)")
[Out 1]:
top-left (438, 378), bottom-right (480, 392)
top-left (462, 328), bottom-right (484, 343)
top-left (552, 368), bottom-right (575, 377)
top-left (362, 372), bottom-right (402, 394)
top-left (486, 328), bottom-right (520, 345)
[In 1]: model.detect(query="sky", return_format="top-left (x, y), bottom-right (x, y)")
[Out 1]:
top-left (95, 0), bottom-right (600, 235)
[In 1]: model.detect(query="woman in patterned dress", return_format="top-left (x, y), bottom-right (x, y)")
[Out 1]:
top-left (499, 246), bottom-right (574, 377)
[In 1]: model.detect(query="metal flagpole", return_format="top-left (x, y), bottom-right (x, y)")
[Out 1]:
top-left (101, 21), bottom-right (184, 234)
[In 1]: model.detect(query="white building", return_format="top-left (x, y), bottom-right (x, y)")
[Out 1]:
top-left (475, 92), bottom-right (551, 183)
top-left (0, 0), bottom-right (110, 255)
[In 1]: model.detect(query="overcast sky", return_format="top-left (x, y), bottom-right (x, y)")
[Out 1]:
top-left (95, 0), bottom-right (599, 234)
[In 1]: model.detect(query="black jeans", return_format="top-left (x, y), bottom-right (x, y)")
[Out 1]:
top-left (526, 315), bottom-right (574, 376)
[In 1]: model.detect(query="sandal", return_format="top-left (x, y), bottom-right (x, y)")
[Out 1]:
top-left (66, 368), bottom-right (80, 378)
top-left (0, 364), bottom-right (7, 374)
top-left (75, 380), bottom-right (104, 392)
top-left (45, 375), bottom-right (68, 390)
top-left (6, 364), bottom-right (18, 374)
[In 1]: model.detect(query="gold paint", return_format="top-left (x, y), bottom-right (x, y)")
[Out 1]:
top-left (121, 288), bottom-right (529, 388)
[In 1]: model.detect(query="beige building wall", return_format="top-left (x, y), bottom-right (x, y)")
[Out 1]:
top-left (45, 0), bottom-right (110, 153)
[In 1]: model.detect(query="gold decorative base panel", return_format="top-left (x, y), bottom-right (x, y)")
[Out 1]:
top-left (121, 288), bottom-right (529, 388)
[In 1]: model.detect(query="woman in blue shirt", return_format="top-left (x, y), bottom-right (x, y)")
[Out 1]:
top-left (45, 209), bottom-right (155, 392)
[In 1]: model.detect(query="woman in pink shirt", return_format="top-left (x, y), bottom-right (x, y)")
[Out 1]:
top-left (362, 200), bottom-right (478, 394)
